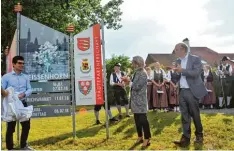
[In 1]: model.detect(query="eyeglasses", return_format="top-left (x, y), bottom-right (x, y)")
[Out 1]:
top-left (17, 62), bottom-right (24, 65)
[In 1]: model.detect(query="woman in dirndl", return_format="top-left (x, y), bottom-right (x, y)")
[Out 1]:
top-left (167, 62), bottom-right (181, 112)
top-left (151, 62), bottom-right (168, 111)
top-left (145, 67), bottom-right (153, 110)
top-left (201, 64), bottom-right (216, 109)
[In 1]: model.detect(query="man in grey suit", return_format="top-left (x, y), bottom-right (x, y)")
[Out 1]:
top-left (172, 42), bottom-right (207, 147)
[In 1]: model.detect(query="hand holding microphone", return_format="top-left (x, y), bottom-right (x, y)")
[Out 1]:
top-left (173, 64), bottom-right (183, 73)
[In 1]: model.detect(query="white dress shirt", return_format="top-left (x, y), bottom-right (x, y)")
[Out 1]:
top-left (109, 72), bottom-right (124, 86)
top-left (180, 53), bottom-right (190, 88)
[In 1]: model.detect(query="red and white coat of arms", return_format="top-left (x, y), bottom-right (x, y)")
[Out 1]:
top-left (78, 80), bottom-right (92, 95)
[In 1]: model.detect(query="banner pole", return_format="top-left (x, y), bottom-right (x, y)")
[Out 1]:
top-left (15, 2), bottom-right (22, 146)
top-left (66, 25), bottom-right (76, 139)
top-left (71, 32), bottom-right (76, 139)
top-left (101, 21), bottom-right (110, 139)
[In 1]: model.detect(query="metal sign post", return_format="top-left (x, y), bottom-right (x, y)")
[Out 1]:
top-left (14, 2), bottom-right (22, 145)
top-left (101, 21), bottom-right (110, 139)
top-left (66, 25), bottom-right (76, 139)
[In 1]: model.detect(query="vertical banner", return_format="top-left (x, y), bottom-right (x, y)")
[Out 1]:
top-left (6, 30), bottom-right (17, 72)
top-left (20, 15), bottom-right (70, 81)
top-left (74, 24), bottom-right (104, 105)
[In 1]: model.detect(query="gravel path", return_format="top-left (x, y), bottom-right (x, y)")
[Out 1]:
top-left (76, 107), bottom-right (234, 115)
top-left (200, 108), bottom-right (234, 115)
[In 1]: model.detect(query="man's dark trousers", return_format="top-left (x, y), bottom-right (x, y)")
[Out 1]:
top-left (6, 101), bottom-right (30, 150)
top-left (179, 88), bottom-right (203, 139)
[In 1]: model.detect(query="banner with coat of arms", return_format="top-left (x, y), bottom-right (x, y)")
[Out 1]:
top-left (74, 24), bottom-right (104, 105)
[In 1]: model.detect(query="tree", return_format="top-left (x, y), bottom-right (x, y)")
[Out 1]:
top-left (1, 0), bottom-right (123, 74)
top-left (105, 55), bottom-right (132, 105)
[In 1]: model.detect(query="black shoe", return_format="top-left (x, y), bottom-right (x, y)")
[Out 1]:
top-left (119, 115), bottom-right (123, 119)
top-left (96, 120), bottom-right (101, 125)
top-left (126, 114), bottom-right (131, 118)
top-left (227, 105), bottom-right (230, 109)
top-left (109, 118), bottom-right (119, 122)
top-left (173, 135), bottom-right (190, 147)
top-left (141, 139), bottom-right (150, 149)
top-left (135, 138), bottom-right (144, 145)
top-left (194, 135), bottom-right (203, 144)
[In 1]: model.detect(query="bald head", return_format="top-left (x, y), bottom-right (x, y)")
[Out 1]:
top-left (173, 43), bottom-right (188, 58)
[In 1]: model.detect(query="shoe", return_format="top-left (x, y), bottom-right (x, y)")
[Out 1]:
top-left (135, 137), bottom-right (143, 145)
top-left (141, 139), bottom-right (150, 148)
top-left (21, 146), bottom-right (34, 150)
top-left (194, 135), bottom-right (203, 144)
top-left (96, 120), bottom-right (101, 125)
top-left (173, 135), bottom-right (190, 147)
top-left (119, 115), bottom-right (123, 119)
top-left (126, 114), bottom-right (131, 118)
top-left (109, 118), bottom-right (119, 122)
top-left (227, 105), bottom-right (230, 109)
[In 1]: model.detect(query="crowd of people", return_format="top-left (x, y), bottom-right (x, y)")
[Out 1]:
top-left (92, 42), bottom-right (233, 148)
top-left (1, 41), bottom-right (234, 149)
top-left (100, 56), bottom-right (233, 120)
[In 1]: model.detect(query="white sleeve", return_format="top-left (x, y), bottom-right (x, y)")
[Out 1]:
top-left (229, 65), bottom-right (233, 75)
top-left (150, 71), bottom-right (154, 80)
top-left (110, 74), bottom-right (115, 86)
top-left (162, 69), bottom-right (167, 79)
top-left (167, 71), bottom-right (171, 82)
top-left (129, 81), bottom-right (133, 87)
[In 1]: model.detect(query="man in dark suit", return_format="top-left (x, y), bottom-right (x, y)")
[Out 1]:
top-left (172, 42), bottom-right (207, 147)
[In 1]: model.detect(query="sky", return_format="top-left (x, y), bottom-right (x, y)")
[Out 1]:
top-left (101, 0), bottom-right (234, 60)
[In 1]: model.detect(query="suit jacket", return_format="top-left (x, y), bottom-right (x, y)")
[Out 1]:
top-left (130, 68), bottom-right (148, 113)
top-left (176, 54), bottom-right (207, 99)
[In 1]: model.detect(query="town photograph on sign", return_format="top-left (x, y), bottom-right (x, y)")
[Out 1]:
top-left (1, 0), bottom-right (234, 150)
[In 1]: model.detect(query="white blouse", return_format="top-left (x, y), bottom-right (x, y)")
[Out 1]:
top-left (150, 69), bottom-right (167, 80)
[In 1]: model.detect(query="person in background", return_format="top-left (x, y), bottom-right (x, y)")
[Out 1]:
top-left (151, 62), bottom-right (168, 111)
top-left (121, 56), bottom-right (151, 148)
top-left (217, 57), bottom-right (233, 108)
top-left (110, 63), bottom-right (130, 119)
top-left (145, 67), bottom-right (153, 110)
top-left (1, 56), bottom-right (33, 150)
top-left (201, 64), bottom-right (216, 109)
top-left (167, 62), bottom-right (181, 112)
top-left (223, 56), bottom-right (234, 68)
top-left (94, 102), bottom-right (119, 125)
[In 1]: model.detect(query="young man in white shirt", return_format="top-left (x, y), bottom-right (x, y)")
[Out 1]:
top-left (218, 56), bottom-right (233, 108)
top-left (110, 63), bottom-right (130, 119)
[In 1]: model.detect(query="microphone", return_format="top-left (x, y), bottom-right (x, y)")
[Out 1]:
top-left (176, 59), bottom-right (181, 67)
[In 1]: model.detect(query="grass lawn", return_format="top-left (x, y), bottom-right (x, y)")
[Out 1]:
top-left (1, 109), bottom-right (234, 150)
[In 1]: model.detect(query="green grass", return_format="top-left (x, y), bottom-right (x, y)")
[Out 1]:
top-left (1, 109), bottom-right (234, 150)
